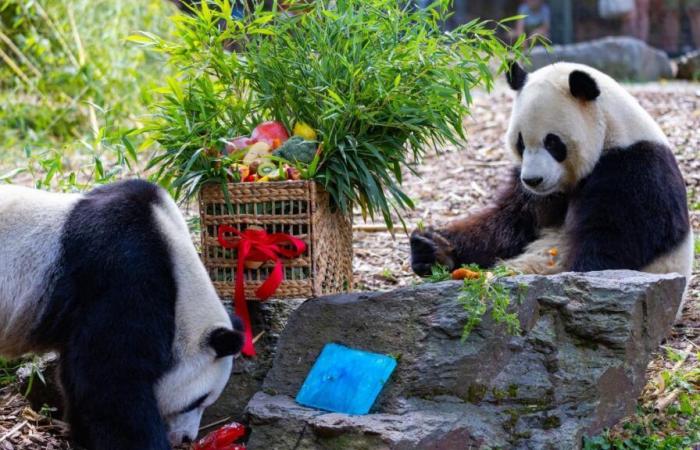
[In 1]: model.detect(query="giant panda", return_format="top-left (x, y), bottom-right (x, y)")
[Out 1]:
top-left (410, 62), bottom-right (694, 310)
top-left (0, 179), bottom-right (244, 449)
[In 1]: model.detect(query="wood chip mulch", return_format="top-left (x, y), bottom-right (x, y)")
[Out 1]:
top-left (0, 387), bottom-right (69, 449)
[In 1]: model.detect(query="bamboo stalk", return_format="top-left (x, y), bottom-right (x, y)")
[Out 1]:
top-left (199, 416), bottom-right (232, 432)
top-left (32, 1), bottom-right (80, 68)
top-left (654, 389), bottom-right (681, 412)
top-left (0, 30), bottom-right (41, 78)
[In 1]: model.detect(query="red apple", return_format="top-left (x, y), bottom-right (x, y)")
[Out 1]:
top-left (224, 136), bottom-right (256, 155)
top-left (251, 121), bottom-right (289, 148)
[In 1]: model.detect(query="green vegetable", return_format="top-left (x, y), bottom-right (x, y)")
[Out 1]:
top-left (273, 137), bottom-right (317, 164)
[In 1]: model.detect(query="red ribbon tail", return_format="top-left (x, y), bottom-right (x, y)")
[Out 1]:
top-left (235, 242), bottom-right (256, 357)
top-left (256, 258), bottom-right (284, 300)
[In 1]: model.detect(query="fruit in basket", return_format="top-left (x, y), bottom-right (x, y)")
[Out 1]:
top-left (293, 121), bottom-right (317, 141)
top-left (242, 142), bottom-right (273, 165)
top-left (273, 136), bottom-right (317, 164)
top-left (256, 162), bottom-right (284, 181)
top-left (251, 121), bottom-right (289, 148)
top-left (286, 166), bottom-right (301, 180)
top-left (230, 164), bottom-right (250, 180)
top-left (224, 136), bottom-right (255, 155)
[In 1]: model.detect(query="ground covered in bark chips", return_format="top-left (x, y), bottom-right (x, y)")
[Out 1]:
top-left (0, 83), bottom-right (699, 448)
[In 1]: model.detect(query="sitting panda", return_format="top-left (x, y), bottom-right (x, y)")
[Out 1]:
top-left (411, 62), bottom-right (694, 305)
top-left (0, 180), bottom-right (244, 449)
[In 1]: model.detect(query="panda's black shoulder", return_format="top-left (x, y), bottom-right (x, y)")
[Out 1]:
top-left (33, 178), bottom-right (177, 356)
top-left (568, 140), bottom-right (689, 271)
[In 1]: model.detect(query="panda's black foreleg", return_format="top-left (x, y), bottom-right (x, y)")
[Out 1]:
top-left (59, 327), bottom-right (172, 450)
top-left (410, 170), bottom-right (567, 276)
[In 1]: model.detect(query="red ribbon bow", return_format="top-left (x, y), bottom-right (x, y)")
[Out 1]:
top-left (217, 225), bottom-right (307, 356)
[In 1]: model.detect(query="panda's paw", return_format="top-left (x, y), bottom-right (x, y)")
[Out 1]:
top-left (410, 228), bottom-right (454, 276)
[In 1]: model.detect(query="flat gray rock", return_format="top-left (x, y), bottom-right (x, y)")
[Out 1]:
top-left (245, 271), bottom-right (685, 450)
top-left (527, 37), bottom-right (674, 81)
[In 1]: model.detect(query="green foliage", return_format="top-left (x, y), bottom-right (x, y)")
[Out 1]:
top-left (0, 357), bottom-right (21, 387)
top-left (584, 347), bottom-right (700, 449)
top-left (0, 0), bottom-right (175, 189)
top-left (458, 265), bottom-right (522, 339)
top-left (426, 264), bottom-right (452, 282)
top-left (134, 0), bottom-right (529, 227)
top-left (424, 263), bottom-right (523, 338)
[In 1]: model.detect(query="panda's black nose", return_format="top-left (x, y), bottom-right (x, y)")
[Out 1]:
top-left (523, 177), bottom-right (543, 188)
top-left (182, 436), bottom-right (192, 444)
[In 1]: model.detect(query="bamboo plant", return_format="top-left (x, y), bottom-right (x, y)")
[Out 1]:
top-left (133, 0), bottom-right (530, 228)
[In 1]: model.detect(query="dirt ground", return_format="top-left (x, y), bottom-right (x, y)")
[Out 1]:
top-left (0, 83), bottom-right (698, 449)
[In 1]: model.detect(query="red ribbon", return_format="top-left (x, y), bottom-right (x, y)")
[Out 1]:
top-left (217, 225), bottom-right (307, 356)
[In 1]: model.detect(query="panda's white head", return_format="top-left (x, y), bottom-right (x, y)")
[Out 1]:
top-left (150, 195), bottom-right (245, 446)
top-left (505, 62), bottom-right (606, 195)
top-left (504, 62), bottom-right (668, 196)
top-left (156, 321), bottom-right (243, 446)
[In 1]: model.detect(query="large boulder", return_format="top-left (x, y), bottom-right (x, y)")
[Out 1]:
top-left (246, 271), bottom-right (685, 450)
top-left (527, 37), bottom-right (674, 81)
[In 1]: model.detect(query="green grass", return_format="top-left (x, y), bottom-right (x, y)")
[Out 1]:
top-left (0, 0), bottom-right (175, 189)
top-left (584, 347), bottom-right (700, 449)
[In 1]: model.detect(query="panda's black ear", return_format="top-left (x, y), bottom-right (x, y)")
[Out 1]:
top-left (207, 327), bottom-right (244, 358)
top-left (506, 61), bottom-right (528, 91)
top-left (569, 70), bottom-right (600, 101)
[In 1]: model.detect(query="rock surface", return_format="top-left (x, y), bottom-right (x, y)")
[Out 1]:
top-left (246, 271), bottom-right (685, 450)
top-left (527, 37), bottom-right (674, 81)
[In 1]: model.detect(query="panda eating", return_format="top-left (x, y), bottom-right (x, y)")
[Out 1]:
top-left (411, 62), bottom-right (694, 309)
top-left (0, 180), bottom-right (244, 449)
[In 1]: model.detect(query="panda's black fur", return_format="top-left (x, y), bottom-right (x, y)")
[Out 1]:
top-left (410, 62), bottom-right (693, 293)
top-left (32, 181), bottom-right (175, 449)
top-left (567, 141), bottom-right (689, 271)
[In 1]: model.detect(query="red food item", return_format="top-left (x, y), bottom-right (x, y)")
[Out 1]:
top-left (244, 174), bottom-right (257, 182)
top-left (224, 136), bottom-right (256, 155)
top-left (193, 422), bottom-right (246, 450)
top-left (251, 121), bottom-right (289, 147)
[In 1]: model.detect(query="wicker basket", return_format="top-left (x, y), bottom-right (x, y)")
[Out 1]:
top-left (199, 181), bottom-right (353, 300)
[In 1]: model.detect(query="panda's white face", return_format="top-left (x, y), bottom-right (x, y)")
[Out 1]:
top-left (150, 194), bottom-right (243, 446)
top-left (156, 337), bottom-right (235, 446)
top-left (505, 63), bottom-right (607, 195)
top-left (516, 132), bottom-right (569, 195)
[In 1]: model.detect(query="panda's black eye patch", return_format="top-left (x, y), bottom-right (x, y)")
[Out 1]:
top-left (516, 133), bottom-right (525, 156)
top-left (178, 393), bottom-right (209, 415)
top-left (544, 133), bottom-right (567, 162)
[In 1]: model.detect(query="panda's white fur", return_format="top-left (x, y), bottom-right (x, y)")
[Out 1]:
top-left (151, 194), bottom-right (234, 444)
top-left (0, 181), bottom-right (243, 449)
top-left (410, 62), bottom-right (694, 319)
top-left (0, 186), bottom-right (80, 356)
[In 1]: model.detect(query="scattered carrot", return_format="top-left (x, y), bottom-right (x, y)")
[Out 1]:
top-left (548, 247), bottom-right (558, 257)
top-left (452, 268), bottom-right (480, 280)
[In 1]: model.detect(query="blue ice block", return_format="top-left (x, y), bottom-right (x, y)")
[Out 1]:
top-left (295, 343), bottom-right (397, 415)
